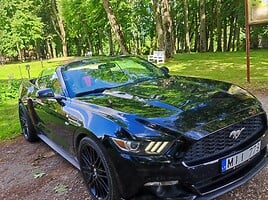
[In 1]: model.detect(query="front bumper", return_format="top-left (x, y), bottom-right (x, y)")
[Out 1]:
top-left (108, 134), bottom-right (267, 199)
top-left (195, 153), bottom-right (267, 200)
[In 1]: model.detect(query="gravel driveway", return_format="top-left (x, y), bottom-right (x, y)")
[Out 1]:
top-left (0, 93), bottom-right (267, 200)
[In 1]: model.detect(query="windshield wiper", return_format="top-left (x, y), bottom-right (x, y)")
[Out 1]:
top-left (75, 87), bottom-right (110, 97)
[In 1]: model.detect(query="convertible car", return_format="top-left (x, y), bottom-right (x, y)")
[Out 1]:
top-left (18, 56), bottom-right (267, 199)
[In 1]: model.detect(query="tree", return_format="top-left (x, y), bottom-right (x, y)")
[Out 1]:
top-left (50, 0), bottom-right (68, 57)
top-left (199, 0), bottom-right (207, 52)
top-left (0, 0), bottom-right (43, 59)
top-left (152, 0), bottom-right (173, 57)
top-left (208, 0), bottom-right (215, 52)
top-left (162, 0), bottom-right (174, 57)
top-left (102, 0), bottom-right (129, 55)
top-left (184, 0), bottom-right (190, 53)
top-left (216, 0), bottom-right (222, 52)
top-left (1, 0), bottom-right (268, 60)
top-left (153, 0), bottom-right (165, 51)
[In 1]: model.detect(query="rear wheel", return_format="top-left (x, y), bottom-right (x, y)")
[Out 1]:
top-left (18, 103), bottom-right (38, 142)
top-left (78, 137), bottom-right (119, 200)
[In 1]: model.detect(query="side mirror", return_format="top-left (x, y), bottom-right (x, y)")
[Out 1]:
top-left (36, 88), bottom-right (55, 99)
top-left (160, 66), bottom-right (169, 75)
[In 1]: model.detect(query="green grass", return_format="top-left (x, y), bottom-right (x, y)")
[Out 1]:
top-left (166, 50), bottom-right (268, 90)
top-left (0, 99), bottom-right (21, 140)
top-left (0, 57), bottom-right (73, 80)
top-left (0, 50), bottom-right (268, 140)
top-left (0, 58), bottom-right (71, 140)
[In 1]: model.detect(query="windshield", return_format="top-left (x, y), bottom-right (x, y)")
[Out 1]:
top-left (61, 56), bottom-right (165, 97)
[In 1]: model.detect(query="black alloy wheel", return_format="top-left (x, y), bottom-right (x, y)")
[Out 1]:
top-left (78, 137), bottom-right (119, 200)
top-left (18, 103), bottom-right (37, 142)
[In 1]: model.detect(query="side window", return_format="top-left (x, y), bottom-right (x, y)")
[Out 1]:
top-left (37, 75), bottom-right (50, 89)
top-left (49, 73), bottom-right (63, 95)
top-left (36, 68), bottom-right (56, 89)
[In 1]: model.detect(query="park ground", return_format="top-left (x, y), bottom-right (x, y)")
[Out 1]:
top-left (0, 51), bottom-right (267, 199)
top-left (0, 92), bottom-right (267, 200)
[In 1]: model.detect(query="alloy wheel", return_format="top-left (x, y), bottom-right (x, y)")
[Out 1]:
top-left (80, 144), bottom-right (110, 199)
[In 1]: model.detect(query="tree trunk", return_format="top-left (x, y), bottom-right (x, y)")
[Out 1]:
top-left (162, 0), bottom-right (173, 57)
top-left (16, 43), bottom-right (22, 61)
top-left (208, 1), bottom-right (214, 52)
top-left (199, 0), bottom-right (207, 52)
top-left (208, 30), bottom-right (214, 52)
top-left (194, 6), bottom-right (199, 52)
top-left (232, 15), bottom-right (239, 51)
top-left (216, 0), bottom-right (222, 52)
top-left (149, 36), bottom-right (154, 54)
top-left (236, 26), bottom-right (240, 51)
top-left (51, 0), bottom-right (68, 57)
top-left (87, 36), bottom-right (93, 54)
top-left (137, 34), bottom-right (141, 55)
top-left (153, 0), bottom-right (165, 51)
top-left (102, 0), bottom-right (129, 55)
top-left (46, 40), bottom-right (52, 59)
top-left (52, 41), bottom-right (57, 58)
top-left (98, 30), bottom-right (104, 55)
top-left (227, 16), bottom-right (234, 51)
top-left (108, 27), bottom-right (114, 56)
top-left (223, 19), bottom-right (227, 51)
top-left (35, 40), bottom-right (40, 60)
top-left (184, 0), bottom-right (190, 53)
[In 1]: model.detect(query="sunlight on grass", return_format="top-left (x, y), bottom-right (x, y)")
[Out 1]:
top-left (0, 57), bottom-right (76, 80)
top-left (0, 100), bottom-right (20, 140)
top-left (167, 50), bottom-right (268, 90)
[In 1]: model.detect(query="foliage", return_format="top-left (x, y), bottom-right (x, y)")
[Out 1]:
top-left (1, 0), bottom-right (268, 60)
top-left (0, 0), bottom-right (43, 57)
top-left (0, 99), bottom-right (20, 140)
top-left (33, 172), bottom-right (46, 179)
top-left (0, 58), bottom-right (67, 141)
top-left (61, 0), bottom-right (108, 55)
top-left (53, 184), bottom-right (68, 193)
top-left (0, 79), bottom-right (20, 103)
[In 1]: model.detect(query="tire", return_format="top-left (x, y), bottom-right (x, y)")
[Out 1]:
top-left (78, 137), bottom-right (120, 200)
top-left (18, 103), bottom-right (38, 142)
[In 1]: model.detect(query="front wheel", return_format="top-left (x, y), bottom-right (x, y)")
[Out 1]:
top-left (78, 137), bottom-right (119, 200)
top-left (18, 103), bottom-right (38, 142)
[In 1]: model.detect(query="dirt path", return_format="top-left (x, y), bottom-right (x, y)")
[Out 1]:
top-left (0, 93), bottom-right (267, 200)
top-left (0, 136), bottom-right (90, 200)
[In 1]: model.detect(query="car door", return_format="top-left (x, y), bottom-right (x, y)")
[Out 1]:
top-left (33, 72), bottom-right (77, 155)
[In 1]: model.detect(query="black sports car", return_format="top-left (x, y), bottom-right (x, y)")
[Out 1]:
top-left (18, 56), bottom-right (267, 199)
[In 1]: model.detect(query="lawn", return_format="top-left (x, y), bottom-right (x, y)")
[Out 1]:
top-left (0, 99), bottom-right (20, 140)
top-left (166, 50), bottom-right (268, 90)
top-left (0, 58), bottom-right (68, 140)
top-left (0, 50), bottom-right (268, 140)
top-left (0, 57), bottom-right (73, 80)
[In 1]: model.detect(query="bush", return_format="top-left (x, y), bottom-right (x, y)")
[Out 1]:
top-left (0, 79), bottom-right (21, 104)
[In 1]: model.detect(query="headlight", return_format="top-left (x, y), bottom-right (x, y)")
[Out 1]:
top-left (111, 138), bottom-right (171, 154)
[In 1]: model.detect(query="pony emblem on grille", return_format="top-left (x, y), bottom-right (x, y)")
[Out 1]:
top-left (229, 127), bottom-right (245, 140)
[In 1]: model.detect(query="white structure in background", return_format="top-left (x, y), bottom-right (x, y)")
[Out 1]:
top-left (85, 51), bottom-right (93, 57)
top-left (148, 50), bottom-right (165, 64)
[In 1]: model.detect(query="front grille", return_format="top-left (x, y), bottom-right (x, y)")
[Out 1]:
top-left (184, 115), bottom-right (265, 165)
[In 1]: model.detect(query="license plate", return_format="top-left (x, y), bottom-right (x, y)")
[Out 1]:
top-left (221, 141), bottom-right (261, 172)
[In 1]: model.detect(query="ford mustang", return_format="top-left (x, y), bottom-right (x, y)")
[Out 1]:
top-left (18, 56), bottom-right (267, 199)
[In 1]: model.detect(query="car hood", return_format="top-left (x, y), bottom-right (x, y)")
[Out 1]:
top-left (77, 76), bottom-right (263, 140)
